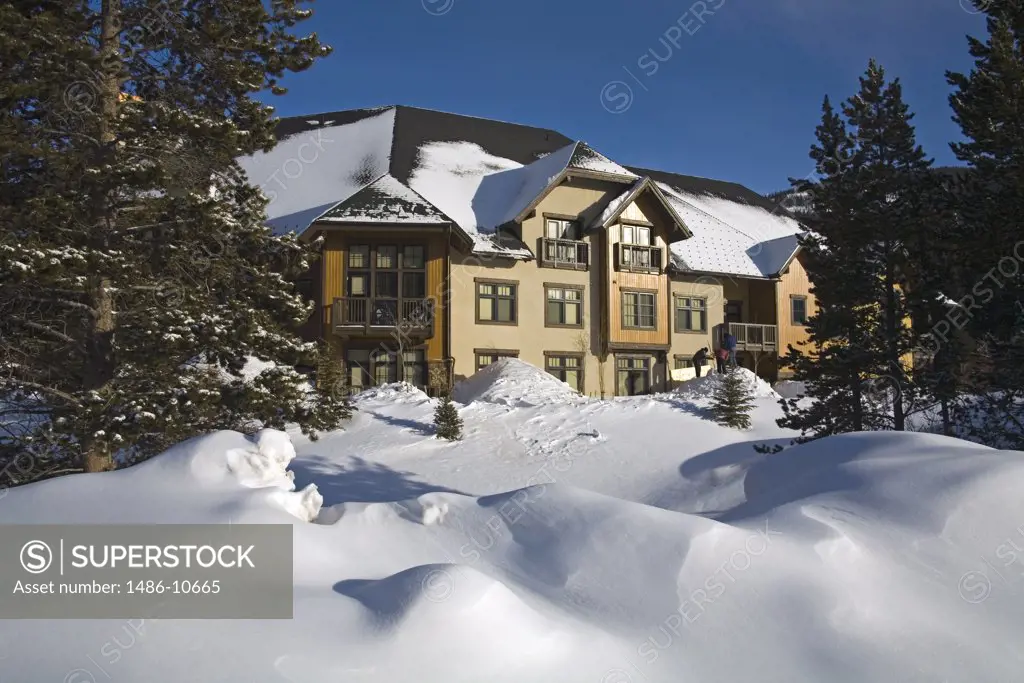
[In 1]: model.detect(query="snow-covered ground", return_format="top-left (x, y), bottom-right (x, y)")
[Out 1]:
top-left (2, 361), bottom-right (1023, 682)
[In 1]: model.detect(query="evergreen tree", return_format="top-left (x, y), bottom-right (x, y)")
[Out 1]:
top-left (779, 62), bottom-right (933, 440)
top-left (946, 0), bottom-right (1024, 448)
top-left (0, 1), bottom-right (350, 477)
top-left (711, 367), bottom-right (755, 430)
top-left (433, 393), bottom-right (463, 441)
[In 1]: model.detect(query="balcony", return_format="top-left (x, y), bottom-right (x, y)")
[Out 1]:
top-left (540, 238), bottom-right (589, 270)
top-left (615, 243), bottom-right (663, 274)
top-left (729, 323), bottom-right (777, 351)
top-left (332, 297), bottom-right (435, 337)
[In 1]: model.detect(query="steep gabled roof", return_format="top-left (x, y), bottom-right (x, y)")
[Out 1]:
top-left (316, 174), bottom-right (454, 225)
top-left (588, 176), bottom-right (691, 243)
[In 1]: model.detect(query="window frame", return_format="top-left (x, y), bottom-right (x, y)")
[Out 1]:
top-left (475, 278), bottom-right (519, 325)
top-left (791, 295), bottom-right (808, 325)
top-left (544, 283), bottom-right (584, 328)
top-left (544, 352), bottom-right (584, 393)
top-left (615, 354), bottom-right (652, 396)
top-left (674, 295), bottom-right (708, 334)
top-left (345, 346), bottom-right (427, 391)
top-left (621, 289), bottom-right (658, 330)
top-left (474, 348), bottom-right (519, 372)
top-left (544, 215), bottom-right (581, 241)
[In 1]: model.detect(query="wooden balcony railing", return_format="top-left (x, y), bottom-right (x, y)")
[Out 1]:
top-left (616, 243), bottom-right (663, 274)
top-left (540, 238), bottom-right (589, 269)
top-left (728, 322), bottom-right (777, 351)
top-left (332, 297), bottom-right (435, 337)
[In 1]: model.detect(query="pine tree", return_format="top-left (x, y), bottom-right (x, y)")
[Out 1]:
top-left (433, 393), bottom-right (463, 441)
top-left (711, 367), bottom-right (755, 430)
top-left (779, 62), bottom-right (933, 440)
top-left (0, 1), bottom-right (349, 477)
top-left (946, 0), bottom-right (1024, 448)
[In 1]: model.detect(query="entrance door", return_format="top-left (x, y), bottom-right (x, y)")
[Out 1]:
top-left (616, 356), bottom-right (651, 396)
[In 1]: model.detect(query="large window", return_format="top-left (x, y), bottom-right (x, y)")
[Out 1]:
top-left (791, 295), bottom-right (808, 325)
top-left (475, 349), bottom-right (518, 372)
top-left (546, 286), bottom-right (583, 327)
top-left (724, 300), bottom-right (743, 324)
top-left (345, 348), bottom-right (426, 390)
top-left (616, 356), bottom-right (650, 396)
top-left (345, 244), bottom-right (427, 325)
top-left (621, 224), bottom-right (651, 245)
top-left (545, 218), bottom-right (579, 240)
top-left (622, 291), bottom-right (657, 329)
top-left (546, 354), bottom-right (582, 392)
top-left (477, 280), bottom-right (517, 324)
top-left (674, 296), bottom-right (707, 333)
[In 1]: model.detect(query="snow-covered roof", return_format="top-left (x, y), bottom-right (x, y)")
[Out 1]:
top-left (657, 182), bottom-right (804, 278)
top-left (316, 174), bottom-right (451, 225)
top-left (587, 176), bottom-right (691, 242)
top-left (237, 107), bottom-right (394, 235)
top-left (238, 106), bottom-right (804, 269)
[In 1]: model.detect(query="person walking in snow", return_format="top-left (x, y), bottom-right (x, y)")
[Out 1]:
top-left (692, 347), bottom-right (709, 377)
top-left (723, 331), bottom-right (738, 368)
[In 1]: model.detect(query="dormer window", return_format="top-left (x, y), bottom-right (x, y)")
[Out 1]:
top-left (621, 224), bottom-right (651, 245)
top-left (546, 218), bottom-right (580, 241)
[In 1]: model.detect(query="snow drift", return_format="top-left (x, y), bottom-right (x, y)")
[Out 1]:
top-left (2, 388), bottom-right (1024, 681)
top-left (453, 357), bottom-right (585, 407)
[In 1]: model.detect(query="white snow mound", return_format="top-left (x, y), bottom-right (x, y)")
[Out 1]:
top-left (453, 358), bottom-right (584, 407)
top-left (673, 366), bottom-right (779, 401)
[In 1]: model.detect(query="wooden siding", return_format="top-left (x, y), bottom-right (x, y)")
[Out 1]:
top-left (425, 237), bottom-right (446, 361)
top-left (318, 229), bottom-right (448, 362)
top-left (776, 253), bottom-right (815, 357)
top-left (606, 201), bottom-right (671, 348)
top-left (320, 234), bottom-right (345, 335)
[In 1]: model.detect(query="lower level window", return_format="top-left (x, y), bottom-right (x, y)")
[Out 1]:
top-left (475, 350), bottom-right (518, 372)
top-left (674, 357), bottom-right (692, 370)
top-left (346, 348), bottom-right (426, 389)
top-left (616, 356), bottom-right (650, 396)
top-left (545, 355), bottom-right (582, 392)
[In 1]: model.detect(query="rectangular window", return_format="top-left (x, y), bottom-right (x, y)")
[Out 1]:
top-left (348, 245), bottom-right (369, 269)
top-left (546, 355), bottom-right (582, 392)
top-left (402, 349), bottom-right (426, 386)
top-left (545, 218), bottom-right (579, 240)
top-left (376, 246), bottom-right (397, 269)
top-left (346, 349), bottom-right (371, 390)
top-left (477, 281), bottom-right (517, 324)
top-left (616, 356), bottom-right (651, 396)
top-left (545, 286), bottom-right (583, 327)
top-left (725, 300), bottom-right (743, 324)
top-left (622, 291), bottom-right (656, 329)
top-left (674, 296), bottom-right (707, 333)
top-left (402, 245), bottom-right (425, 269)
top-left (621, 224), bottom-right (651, 245)
top-left (792, 296), bottom-right (808, 325)
top-left (475, 350), bottom-right (518, 371)
top-left (674, 357), bottom-right (692, 370)
top-left (403, 271), bottom-right (426, 298)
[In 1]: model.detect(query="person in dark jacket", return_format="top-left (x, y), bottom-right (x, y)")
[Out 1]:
top-left (692, 347), bottom-right (709, 377)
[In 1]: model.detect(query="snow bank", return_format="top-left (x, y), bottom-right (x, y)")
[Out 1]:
top-left (673, 366), bottom-right (780, 401)
top-left (353, 381), bottom-right (432, 405)
top-left (774, 379), bottom-right (807, 399)
top-left (453, 357), bottom-right (584, 407)
top-left (4, 390), bottom-right (1024, 682)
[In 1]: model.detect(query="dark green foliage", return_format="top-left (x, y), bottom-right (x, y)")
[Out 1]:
top-left (779, 61), bottom-right (932, 441)
top-left (433, 394), bottom-right (463, 441)
top-left (944, 0), bottom-right (1024, 448)
top-left (0, 1), bottom-right (347, 475)
top-left (711, 367), bottom-right (755, 430)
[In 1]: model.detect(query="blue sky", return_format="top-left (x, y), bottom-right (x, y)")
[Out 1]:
top-left (267, 0), bottom-right (988, 194)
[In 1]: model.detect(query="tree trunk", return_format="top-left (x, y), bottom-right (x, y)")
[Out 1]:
top-left (83, 0), bottom-right (122, 473)
top-left (885, 256), bottom-right (906, 431)
top-left (940, 396), bottom-right (952, 437)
